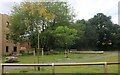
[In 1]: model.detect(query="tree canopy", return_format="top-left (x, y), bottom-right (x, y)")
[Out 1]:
top-left (54, 26), bottom-right (77, 48)
top-left (9, 1), bottom-right (120, 51)
top-left (9, 1), bottom-right (76, 51)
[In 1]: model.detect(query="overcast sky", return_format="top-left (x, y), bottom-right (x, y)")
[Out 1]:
top-left (0, 0), bottom-right (119, 24)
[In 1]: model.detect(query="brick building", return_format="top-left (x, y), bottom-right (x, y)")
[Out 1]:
top-left (0, 13), bottom-right (32, 55)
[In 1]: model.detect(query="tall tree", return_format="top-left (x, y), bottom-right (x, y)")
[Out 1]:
top-left (40, 2), bottom-right (75, 51)
top-left (9, 1), bottom-right (75, 51)
top-left (9, 2), bottom-right (55, 45)
top-left (112, 24), bottom-right (120, 49)
top-left (71, 19), bottom-right (97, 50)
top-left (88, 13), bottom-right (116, 50)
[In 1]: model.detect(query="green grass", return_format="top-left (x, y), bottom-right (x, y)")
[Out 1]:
top-left (2, 51), bottom-right (118, 63)
top-left (4, 65), bottom-right (118, 73)
top-left (3, 51), bottom-right (119, 73)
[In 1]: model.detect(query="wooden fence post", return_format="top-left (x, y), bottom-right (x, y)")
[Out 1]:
top-left (2, 65), bottom-right (4, 75)
top-left (52, 63), bottom-right (55, 75)
top-left (104, 62), bottom-right (107, 75)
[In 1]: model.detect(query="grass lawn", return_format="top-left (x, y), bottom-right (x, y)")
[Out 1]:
top-left (3, 65), bottom-right (118, 73)
top-left (2, 51), bottom-right (119, 73)
top-left (2, 51), bottom-right (118, 63)
top-left (3, 56), bottom-right (119, 73)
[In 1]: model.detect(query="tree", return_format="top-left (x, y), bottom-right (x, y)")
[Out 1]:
top-left (72, 13), bottom-right (120, 51)
top-left (71, 20), bottom-right (86, 49)
top-left (9, 1), bottom-right (75, 52)
top-left (38, 2), bottom-right (75, 51)
top-left (112, 24), bottom-right (120, 50)
top-left (88, 13), bottom-right (118, 50)
top-left (43, 2), bottom-right (75, 29)
top-left (9, 2), bottom-right (54, 46)
top-left (71, 19), bottom-right (98, 50)
top-left (54, 26), bottom-right (77, 49)
top-left (9, 2), bottom-right (57, 71)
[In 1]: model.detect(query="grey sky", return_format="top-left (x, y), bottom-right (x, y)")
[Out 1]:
top-left (0, 0), bottom-right (119, 24)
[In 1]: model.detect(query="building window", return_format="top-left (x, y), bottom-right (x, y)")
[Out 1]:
top-left (6, 46), bottom-right (9, 52)
top-left (13, 47), bottom-right (17, 52)
top-left (6, 33), bottom-right (10, 40)
top-left (6, 21), bottom-right (9, 27)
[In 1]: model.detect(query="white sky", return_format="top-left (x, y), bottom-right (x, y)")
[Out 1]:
top-left (0, 0), bottom-right (119, 24)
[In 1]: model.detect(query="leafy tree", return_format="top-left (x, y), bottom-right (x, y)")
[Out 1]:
top-left (72, 13), bottom-right (120, 51)
top-left (54, 26), bottom-right (77, 49)
top-left (43, 2), bottom-right (75, 29)
top-left (71, 19), bottom-right (98, 50)
top-left (9, 1), bottom-right (75, 51)
top-left (88, 13), bottom-right (119, 50)
top-left (40, 2), bottom-right (75, 51)
top-left (71, 20), bottom-right (86, 49)
top-left (40, 29), bottom-right (55, 51)
top-left (9, 2), bottom-right (55, 46)
top-left (112, 24), bottom-right (120, 50)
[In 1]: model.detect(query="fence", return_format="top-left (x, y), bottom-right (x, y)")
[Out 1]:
top-left (1, 62), bottom-right (120, 75)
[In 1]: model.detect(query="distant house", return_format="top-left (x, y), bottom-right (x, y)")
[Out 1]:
top-left (0, 13), bottom-right (32, 55)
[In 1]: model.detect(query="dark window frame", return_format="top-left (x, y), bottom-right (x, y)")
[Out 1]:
top-left (6, 46), bottom-right (9, 52)
top-left (13, 46), bottom-right (17, 52)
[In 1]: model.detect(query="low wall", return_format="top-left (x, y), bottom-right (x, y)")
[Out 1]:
top-left (70, 51), bottom-right (104, 54)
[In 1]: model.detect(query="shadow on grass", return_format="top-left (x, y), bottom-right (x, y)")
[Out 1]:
top-left (4, 61), bottom-right (20, 63)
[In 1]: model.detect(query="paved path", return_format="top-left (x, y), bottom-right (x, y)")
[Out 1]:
top-left (1, 53), bottom-right (118, 70)
top-left (61, 53), bottom-right (118, 63)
